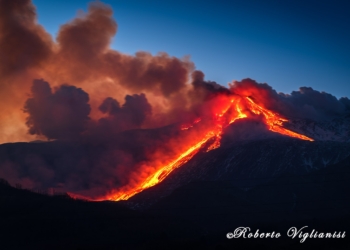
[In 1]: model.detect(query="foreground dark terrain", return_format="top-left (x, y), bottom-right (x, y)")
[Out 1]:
top-left (1, 139), bottom-right (350, 249)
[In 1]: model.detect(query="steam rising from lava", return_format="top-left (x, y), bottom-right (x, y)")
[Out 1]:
top-left (0, 0), bottom-right (349, 200)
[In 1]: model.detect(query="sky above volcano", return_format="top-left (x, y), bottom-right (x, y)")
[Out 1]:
top-left (31, 0), bottom-right (350, 98)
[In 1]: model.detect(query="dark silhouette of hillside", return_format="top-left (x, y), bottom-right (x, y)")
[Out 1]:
top-left (0, 179), bottom-right (204, 249)
top-left (1, 154), bottom-right (350, 249)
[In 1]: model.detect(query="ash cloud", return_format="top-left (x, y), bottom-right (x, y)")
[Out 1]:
top-left (17, 78), bottom-right (161, 198)
top-left (52, 2), bottom-right (193, 98)
top-left (0, 0), bottom-right (195, 143)
top-left (24, 79), bottom-right (91, 140)
top-left (97, 94), bottom-right (152, 135)
top-left (191, 70), bottom-right (231, 100)
top-left (0, 0), bottom-right (52, 78)
top-left (230, 78), bottom-right (350, 121)
top-left (280, 87), bottom-right (350, 120)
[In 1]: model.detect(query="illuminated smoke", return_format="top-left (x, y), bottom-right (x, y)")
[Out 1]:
top-left (24, 79), bottom-right (91, 140)
top-left (230, 78), bottom-right (350, 121)
top-left (97, 94), bottom-right (152, 136)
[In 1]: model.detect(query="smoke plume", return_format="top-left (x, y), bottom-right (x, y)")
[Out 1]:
top-left (24, 79), bottom-right (91, 140)
top-left (98, 94), bottom-right (152, 136)
top-left (230, 78), bottom-right (350, 120)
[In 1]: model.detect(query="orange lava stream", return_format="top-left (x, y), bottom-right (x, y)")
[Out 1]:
top-left (105, 95), bottom-right (313, 201)
top-left (111, 130), bottom-right (218, 201)
top-left (245, 97), bottom-right (314, 141)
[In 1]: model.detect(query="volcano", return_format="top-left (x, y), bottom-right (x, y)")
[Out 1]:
top-left (0, 114), bottom-right (348, 203)
top-left (1, 0), bottom-right (350, 202)
top-left (1, 1), bottom-right (350, 249)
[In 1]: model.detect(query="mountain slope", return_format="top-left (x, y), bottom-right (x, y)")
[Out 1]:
top-left (129, 136), bottom-right (350, 208)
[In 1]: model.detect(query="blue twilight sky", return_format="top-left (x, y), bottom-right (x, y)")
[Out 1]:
top-left (32, 0), bottom-right (350, 98)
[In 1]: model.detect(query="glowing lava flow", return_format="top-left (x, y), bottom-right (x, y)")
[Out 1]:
top-left (110, 130), bottom-right (218, 201)
top-left (105, 95), bottom-right (313, 201)
top-left (245, 97), bottom-right (314, 141)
